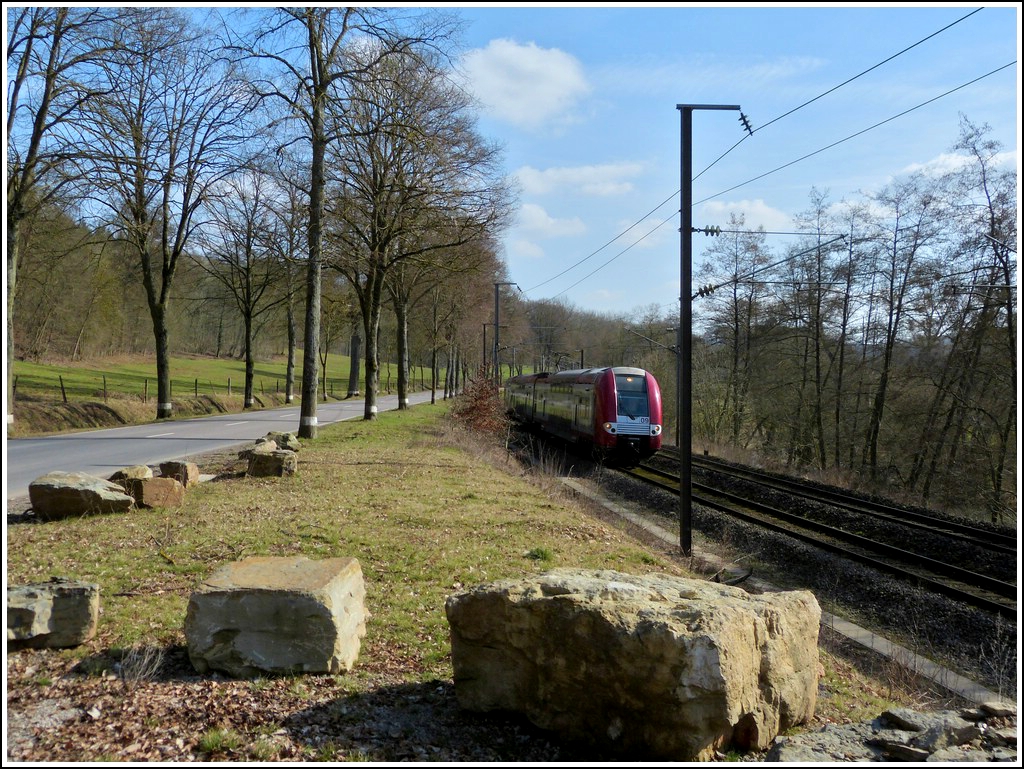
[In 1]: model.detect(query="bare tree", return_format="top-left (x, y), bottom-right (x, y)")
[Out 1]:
top-left (229, 6), bottom-right (453, 436)
top-left (695, 213), bottom-right (771, 449)
top-left (6, 6), bottom-right (120, 424)
top-left (906, 118), bottom-right (1017, 519)
top-left (71, 7), bottom-right (256, 420)
top-left (325, 43), bottom-right (513, 420)
top-left (860, 175), bottom-right (944, 478)
top-left (265, 154), bottom-right (310, 405)
top-left (192, 165), bottom-right (288, 407)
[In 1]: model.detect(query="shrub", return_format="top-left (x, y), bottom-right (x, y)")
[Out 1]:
top-left (447, 371), bottom-right (510, 436)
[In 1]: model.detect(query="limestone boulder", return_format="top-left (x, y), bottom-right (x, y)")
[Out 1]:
top-left (124, 476), bottom-right (186, 508)
top-left (445, 569), bottom-right (821, 761)
top-left (108, 465), bottom-right (154, 487)
top-left (7, 578), bottom-right (100, 648)
top-left (159, 461), bottom-right (200, 488)
top-left (247, 449), bottom-right (297, 477)
top-left (185, 556), bottom-right (368, 678)
top-left (264, 431), bottom-right (302, 452)
top-left (29, 471), bottom-right (136, 520)
top-left (237, 439), bottom-right (277, 461)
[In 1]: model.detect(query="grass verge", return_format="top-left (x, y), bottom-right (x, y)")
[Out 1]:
top-left (5, 401), bottom-right (952, 761)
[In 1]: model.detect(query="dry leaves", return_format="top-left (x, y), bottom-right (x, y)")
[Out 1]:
top-left (5, 641), bottom-right (587, 763)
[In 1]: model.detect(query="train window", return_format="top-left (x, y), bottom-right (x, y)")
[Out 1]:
top-left (615, 374), bottom-right (649, 419)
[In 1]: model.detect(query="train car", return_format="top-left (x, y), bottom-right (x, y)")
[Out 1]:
top-left (504, 366), bottom-right (663, 465)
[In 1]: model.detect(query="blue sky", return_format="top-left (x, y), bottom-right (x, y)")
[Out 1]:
top-left (446, 3), bottom-right (1020, 318)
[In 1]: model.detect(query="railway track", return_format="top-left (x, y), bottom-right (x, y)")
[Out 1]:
top-left (621, 454), bottom-right (1017, 621)
top-left (659, 448), bottom-right (1016, 554)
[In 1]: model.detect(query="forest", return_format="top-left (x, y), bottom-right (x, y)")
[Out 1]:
top-left (7, 7), bottom-right (1016, 523)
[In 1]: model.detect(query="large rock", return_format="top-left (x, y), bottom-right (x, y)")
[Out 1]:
top-left (263, 431), bottom-right (301, 452)
top-left (159, 461), bottom-right (200, 488)
top-left (185, 556), bottom-right (367, 678)
top-left (108, 465), bottom-right (154, 486)
top-left (445, 569), bottom-right (821, 761)
top-left (7, 578), bottom-right (100, 648)
top-left (29, 471), bottom-right (136, 520)
top-left (238, 439), bottom-right (277, 461)
top-left (124, 476), bottom-right (186, 508)
top-left (246, 449), bottom-right (297, 477)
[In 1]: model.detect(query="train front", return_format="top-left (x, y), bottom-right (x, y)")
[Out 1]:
top-left (596, 368), bottom-right (663, 463)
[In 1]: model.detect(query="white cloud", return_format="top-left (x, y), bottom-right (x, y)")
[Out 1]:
top-left (516, 162), bottom-right (645, 196)
top-left (460, 39), bottom-right (591, 130)
top-left (510, 238), bottom-right (545, 260)
top-left (700, 199), bottom-right (792, 232)
top-left (517, 203), bottom-right (586, 237)
top-left (601, 55), bottom-right (825, 97)
top-left (615, 217), bottom-right (674, 250)
top-left (900, 150), bottom-right (1018, 178)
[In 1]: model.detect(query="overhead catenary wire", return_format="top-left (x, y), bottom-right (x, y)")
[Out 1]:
top-left (521, 7), bottom-right (1007, 299)
top-left (550, 217), bottom-right (676, 300)
top-left (697, 61), bottom-right (1016, 207)
top-left (536, 59), bottom-right (1015, 298)
top-left (688, 6), bottom-right (983, 184)
top-left (524, 190), bottom-right (678, 293)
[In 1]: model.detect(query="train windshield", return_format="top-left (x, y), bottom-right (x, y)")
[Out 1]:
top-left (615, 373), bottom-right (649, 419)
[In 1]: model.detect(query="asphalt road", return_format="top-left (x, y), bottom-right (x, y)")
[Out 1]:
top-left (5, 391), bottom-right (437, 501)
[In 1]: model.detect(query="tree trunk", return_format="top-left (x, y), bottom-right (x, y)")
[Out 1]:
top-left (299, 134), bottom-right (326, 439)
top-left (361, 279), bottom-right (384, 420)
top-left (243, 312), bottom-right (255, 408)
top-left (347, 332), bottom-right (361, 397)
top-left (395, 299), bottom-right (409, 410)
top-left (151, 301), bottom-right (173, 420)
top-left (6, 210), bottom-right (20, 426)
top-left (285, 299), bottom-right (296, 403)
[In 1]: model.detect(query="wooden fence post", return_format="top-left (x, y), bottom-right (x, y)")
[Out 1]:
top-left (59, 375), bottom-right (68, 403)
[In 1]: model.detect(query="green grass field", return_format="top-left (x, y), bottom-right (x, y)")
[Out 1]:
top-left (5, 399), bottom-right (943, 761)
top-left (11, 354), bottom-right (432, 403)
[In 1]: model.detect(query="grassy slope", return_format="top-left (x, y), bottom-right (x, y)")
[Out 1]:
top-left (6, 399), bottom-right (949, 760)
top-left (10, 353), bottom-right (427, 404)
top-left (7, 405), bottom-right (676, 667)
top-left (7, 354), bottom-right (431, 437)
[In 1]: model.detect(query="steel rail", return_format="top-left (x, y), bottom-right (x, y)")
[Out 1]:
top-left (656, 448), bottom-right (1016, 554)
top-left (624, 464), bottom-right (1017, 620)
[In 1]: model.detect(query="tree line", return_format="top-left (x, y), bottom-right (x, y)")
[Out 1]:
top-left (687, 117), bottom-right (1016, 523)
top-left (7, 6), bottom-right (512, 437)
top-left (7, 8), bottom-right (1015, 521)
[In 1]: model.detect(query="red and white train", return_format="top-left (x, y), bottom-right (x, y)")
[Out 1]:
top-left (504, 366), bottom-right (663, 465)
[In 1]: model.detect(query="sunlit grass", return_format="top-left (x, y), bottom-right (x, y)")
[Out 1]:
top-left (5, 403), bottom-right (683, 684)
top-left (11, 353), bottom-right (428, 403)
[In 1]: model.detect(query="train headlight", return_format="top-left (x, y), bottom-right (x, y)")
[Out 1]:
top-left (651, 425), bottom-right (662, 435)
top-left (603, 422), bottom-right (616, 434)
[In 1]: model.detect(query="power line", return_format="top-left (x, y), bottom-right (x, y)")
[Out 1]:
top-left (523, 190), bottom-right (677, 293)
top-left (550, 217), bottom-right (676, 300)
top-left (692, 7), bottom-right (984, 183)
top-left (553, 59), bottom-right (1014, 287)
top-left (697, 61), bottom-right (1015, 207)
top-left (521, 8), bottom-right (1003, 299)
top-left (757, 7), bottom-right (984, 135)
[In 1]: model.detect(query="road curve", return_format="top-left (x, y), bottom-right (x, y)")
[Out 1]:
top-left (5, 391), bottom-right (437, 501)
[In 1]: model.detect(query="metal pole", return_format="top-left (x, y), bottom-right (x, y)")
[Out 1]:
top-left (678, 106), bottom-right (693, 557)
top-left (493, 282), bottom-right (517, 387)
top-left (677, 103), bottom-right (740, 557)
top-left (493, 284), bottom-right (500, 386)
